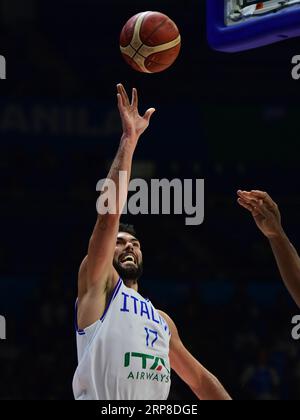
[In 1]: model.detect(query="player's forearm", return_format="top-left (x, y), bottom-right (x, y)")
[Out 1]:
top-left (269, 231), bottom-right (300, 307)
top-left (98, 134), bottom-right (137, 219)
top-left (107, 135), bottom-right (136, 213)
top-left (87, 135), bottom-right (137, 283)
top-left (192, 369), bottom-right (232, 400)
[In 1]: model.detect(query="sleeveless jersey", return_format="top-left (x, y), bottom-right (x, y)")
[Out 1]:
top-left (73, 278), bottom-right (171, 400)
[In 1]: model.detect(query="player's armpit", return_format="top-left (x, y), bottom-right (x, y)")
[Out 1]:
top-left (77, 253), bottom-right (119, 331)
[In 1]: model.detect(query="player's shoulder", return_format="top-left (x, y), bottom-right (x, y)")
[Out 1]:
top-left (157, 310), bottom-right (178, 336)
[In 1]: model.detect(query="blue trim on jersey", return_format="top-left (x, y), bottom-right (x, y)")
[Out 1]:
top-left (100, 278), bottom-right (122, 322)
top-left (74, 299), bottom-right (86, 335)
top-left (112, 278), bottom-right (123, 301)
top-left (74, 278), bottom-right (122, 335)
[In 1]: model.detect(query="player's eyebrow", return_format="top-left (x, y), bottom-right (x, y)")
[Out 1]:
top-left (117, 236), bottom-right (139, 244)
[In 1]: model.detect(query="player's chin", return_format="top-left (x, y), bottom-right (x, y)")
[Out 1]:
top-left (124, 261), bottom-right (138, 271)
top-left (116, 260), bottom-right (131, 270)
top-left (115, 261), bottom-right (143, 281)
top-left (118, 261), bottom-right (136, 270)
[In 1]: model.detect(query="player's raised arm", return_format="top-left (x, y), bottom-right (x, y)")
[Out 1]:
top-left (77, 85), bottom-right (155, 328)
top-left (237, 190), bottom-right (300, 308)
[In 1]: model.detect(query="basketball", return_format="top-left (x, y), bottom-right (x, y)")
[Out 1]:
top-left (120, 11), bottom-right (181, 73)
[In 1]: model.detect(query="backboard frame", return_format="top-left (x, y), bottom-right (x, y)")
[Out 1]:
top-left (207, 0), bottom-right (300, 52)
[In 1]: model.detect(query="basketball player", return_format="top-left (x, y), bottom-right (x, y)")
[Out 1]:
top-left (237, 190), bottom-right (300, 307)
top-left (72, 84), bottom-right (231, 400)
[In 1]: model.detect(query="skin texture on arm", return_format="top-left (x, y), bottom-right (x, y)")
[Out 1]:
top-left (77, 85), bottom-right (155, 330)
top-left (158, 310), bottom-right (232, 400)
top-left (237, 190), bottom-right (300, 308)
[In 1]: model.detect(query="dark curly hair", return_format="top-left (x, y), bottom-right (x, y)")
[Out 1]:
top-left (118, 223), bottom-right (137, 237)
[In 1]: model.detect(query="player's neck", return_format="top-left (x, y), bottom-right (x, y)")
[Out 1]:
top-left (124, 279), bottom-right (138, 292)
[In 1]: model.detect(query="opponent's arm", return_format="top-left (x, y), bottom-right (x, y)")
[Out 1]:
top-left (159, 311), bottom-right (232, 400)
top-left (237, 190), bottom-right (300, 307)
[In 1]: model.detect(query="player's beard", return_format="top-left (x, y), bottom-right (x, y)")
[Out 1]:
top-left (113, 259), bottom-right (143, 283)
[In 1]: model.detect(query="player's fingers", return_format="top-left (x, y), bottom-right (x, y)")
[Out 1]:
top-left (237, 198), bottom-right (255, 213)
top-left (238, 190), bottom-right (278, 213)
top-left (117, 84), bottom-right (125, 107)
top-left (118, 83), bottom-right (130, 107)
top-left (131, 88), bottom-right (138, 108)
top-left (255, 199), bottom-right (272, 217)
top-left (238, 190), bottom-right (272, 210)
top-left (249, 190), bottom-right (267, 199)
top-left (121, 84), bottom-right (131, 106)
top-left (237, 191), bottom-right (260, 206)
top-left (250, 190), bottom-right (276, 209)
top-left (144, 108), bottom-right (156, 122)
top-left (117, 93), bottom-right (123, 110)
top-left (237, 190), bottom-right (251, 199)
top-left (238, 197), bottom-right (270, 219)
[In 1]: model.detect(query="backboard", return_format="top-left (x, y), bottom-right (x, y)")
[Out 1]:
top-left (207, 0), bottom-right (300, 52)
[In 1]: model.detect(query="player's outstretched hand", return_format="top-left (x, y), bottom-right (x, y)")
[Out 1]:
top-left (117, 83), bottom-right (155, 140)
top-left (237, 190), bottom-right (284, 239)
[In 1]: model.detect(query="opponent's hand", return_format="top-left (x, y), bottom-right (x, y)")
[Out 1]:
top-left (117, 83), bottom-right (156, 140)
top-left (237, 190), bottom-right (284, 239)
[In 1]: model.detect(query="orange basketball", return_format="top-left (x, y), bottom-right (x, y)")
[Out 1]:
top-left (120, 11), bottom-right (181, 73)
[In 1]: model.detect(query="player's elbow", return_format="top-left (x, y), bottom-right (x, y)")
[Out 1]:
top-left (89, 214), bottom-right (120, 247)
top-left (94, 213), bottom-right (120, 230)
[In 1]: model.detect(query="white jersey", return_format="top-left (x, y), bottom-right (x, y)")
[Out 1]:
top-left (73, 278), bottom-right (171, 400)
